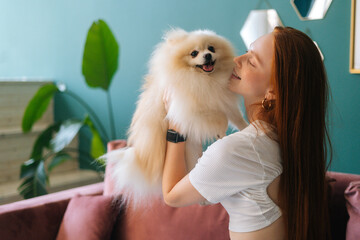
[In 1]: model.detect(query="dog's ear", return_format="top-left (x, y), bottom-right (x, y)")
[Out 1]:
top-left (192, 29), bottom-right (217, 36)
top-left (163, 28), bottom-right (188, 44)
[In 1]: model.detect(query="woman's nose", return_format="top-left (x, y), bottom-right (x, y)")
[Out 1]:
top-left (234, 55), bottom-right (242, 68)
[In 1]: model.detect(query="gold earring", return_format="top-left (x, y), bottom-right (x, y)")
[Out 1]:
top-left (262, 97), bottom-right (273, 110)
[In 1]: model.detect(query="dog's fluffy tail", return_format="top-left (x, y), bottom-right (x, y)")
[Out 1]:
top-left (104, 147), bottom-right (163, 207)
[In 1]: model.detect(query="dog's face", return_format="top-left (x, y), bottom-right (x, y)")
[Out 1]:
top-left (160, 29), bottom-right (235, 78)
top-left (188, 45), bottom-right (217, 73)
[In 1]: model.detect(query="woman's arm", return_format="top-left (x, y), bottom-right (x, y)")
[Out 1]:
top-left (162, 125), bottom-right (206, 207)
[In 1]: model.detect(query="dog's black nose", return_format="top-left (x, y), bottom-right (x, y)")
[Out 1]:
top-left (204, 53), bottom-right (212, 61)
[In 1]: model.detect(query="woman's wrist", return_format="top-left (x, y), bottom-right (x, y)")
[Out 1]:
top-left (166, 129), bottom-right (186, 143)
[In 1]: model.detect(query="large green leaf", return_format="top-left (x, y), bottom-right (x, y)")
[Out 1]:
top-left (31, 122), bottom-right (61, 160)
top-left (83, 115), bottom-right (106, 160)
top-left (82, 19), bottom-right (119, 90)
top-left (18, 177), bottom-right (34, 199)
top-left (22, 83), bottom-right (59, 133)
top-left (50, 119), bottom-right (83, 153)
top-left (20, 159), bottom-right (37, 179)
top-left (18, 161), bottom-right (48, 199)
top-left (48, 152), bottom-right (72, 173)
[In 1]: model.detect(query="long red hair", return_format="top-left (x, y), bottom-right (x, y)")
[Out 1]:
top-left (257, 26), bottom-right (332, 239)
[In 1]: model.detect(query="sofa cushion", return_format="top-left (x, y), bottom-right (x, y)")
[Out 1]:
top-left (56, 195), bottom-right (118, 240)
top-left (345, 181), bottom-right (360, 240)
top-left (0, 199), bottom-right (68, 240)
top-left (111, 198), bottom-right (230, 240)
top-left (327, 171), bottom-right (360, 240)
top-left (104, 140), bottom-right (127, 196)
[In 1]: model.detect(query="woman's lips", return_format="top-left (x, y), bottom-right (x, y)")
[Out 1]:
top-left (231, 72), bottom-right (241, 80)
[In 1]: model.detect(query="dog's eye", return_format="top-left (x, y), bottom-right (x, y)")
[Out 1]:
top-left (208, 46), bottom-right (215, 53)
top-left (191, 50), bottom-right (199, 58)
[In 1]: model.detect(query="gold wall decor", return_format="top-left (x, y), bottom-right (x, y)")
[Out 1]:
top-left (350, 0), bottom-right (360, 73)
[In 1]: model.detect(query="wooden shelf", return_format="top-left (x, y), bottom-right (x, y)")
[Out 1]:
top-left (0, 81), bottom-right (53, 135)
top-left (0, 169), bottom-right (103, 205)
top-left (0, 80), bottom-right (103, 205)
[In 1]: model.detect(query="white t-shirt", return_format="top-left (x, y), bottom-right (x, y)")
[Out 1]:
top-left (189, 120), bottom-right (283, 232)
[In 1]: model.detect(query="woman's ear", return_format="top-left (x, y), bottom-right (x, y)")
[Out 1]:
top-left (265, 88), bottom-right (276, 100)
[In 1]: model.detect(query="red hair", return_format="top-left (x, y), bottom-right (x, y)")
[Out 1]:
top-left (257, 26), bottom-right (332, 240)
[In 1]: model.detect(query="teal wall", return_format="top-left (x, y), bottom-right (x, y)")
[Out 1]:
top-left (0, 0), bottom-right (359, 174)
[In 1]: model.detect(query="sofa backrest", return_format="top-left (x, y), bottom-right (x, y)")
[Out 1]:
top-left (111, 198), bottom-right (230, 240)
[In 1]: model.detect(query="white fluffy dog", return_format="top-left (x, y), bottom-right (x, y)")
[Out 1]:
top-left (106, 28), bottom-right (248, 204)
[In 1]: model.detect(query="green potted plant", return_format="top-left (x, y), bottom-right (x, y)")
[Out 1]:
top-left (18, 19), bottom-right (120, 199)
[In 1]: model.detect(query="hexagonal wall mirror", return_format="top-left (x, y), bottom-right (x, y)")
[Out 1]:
top-left (313, 41), bottom-right (324, 61)
top-left (291, 0), bottom-right (332, 20)
top-left (240, 9), bottom-right (283, 49)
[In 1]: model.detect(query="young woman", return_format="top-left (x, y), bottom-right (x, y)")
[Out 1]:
top-left (162, 26), bottom-right (331, 240)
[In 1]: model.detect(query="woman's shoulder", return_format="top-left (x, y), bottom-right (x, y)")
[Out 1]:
top-left (217, 121), bottom-right (280, 161)
top-left (203, 126), bottom-right (258, 161)
top-left (212, 129), bottom-right (253, 151)
top-left (223, 121), bottom-right (275, 142)
top-left (203, 120), bottom-right (278, 156)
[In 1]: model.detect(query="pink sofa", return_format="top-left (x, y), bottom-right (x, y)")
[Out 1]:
top-left (0, 141), bottom-right (359, 240)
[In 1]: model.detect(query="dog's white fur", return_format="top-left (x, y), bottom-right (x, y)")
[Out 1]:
top-left (106, 28), bottom-right (248, 205)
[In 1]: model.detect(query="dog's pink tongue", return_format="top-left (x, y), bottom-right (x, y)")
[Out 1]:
top-left (203, 64), bottom-right (214, 72)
